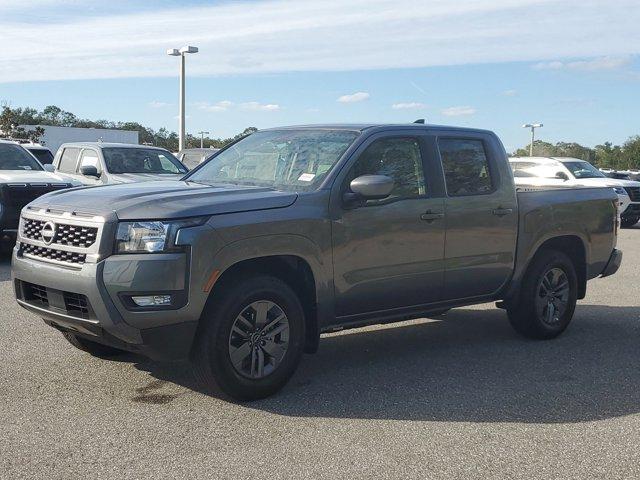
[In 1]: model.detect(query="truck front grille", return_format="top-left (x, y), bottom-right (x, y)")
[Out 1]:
top-left (19, 281), bottom-right (93, 320)
top-left (23, 282), bottom-right (49, 307)
top-left (21, 243), bottom-right (87, 264)
top-left (22, 218), bottom-right (98, 248)
top-left (624, 187), bottom-right (640, 202)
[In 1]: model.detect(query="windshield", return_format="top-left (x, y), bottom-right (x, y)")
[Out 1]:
top-left (563, 161), bottom-right (605, 179)
top-left (510, 161), bottom-right (564, 179)
top-left (102, 148), bottom-right (188, 175)
top-left (186, 129), bottom-right (360, 191)
top-left (0, 143), bottom-right (44, 171)
top-left (28, 148), bottom-right (54, 165)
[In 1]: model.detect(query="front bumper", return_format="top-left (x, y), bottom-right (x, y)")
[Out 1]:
top-left (621, 202), bottom-right (640, 219)
top-left (601, 248), bottom-right (622, 278)
top-left (12, 243), bottom-right (214, 361)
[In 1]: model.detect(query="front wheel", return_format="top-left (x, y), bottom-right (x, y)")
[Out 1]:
top-left (192, 275), bottom-right (306, 401)
top-left (507, 249), bottom-right (578, 340)
top-left (621, 216), bottom-right (639, 228)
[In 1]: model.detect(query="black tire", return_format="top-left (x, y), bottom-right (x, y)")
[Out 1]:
top-left (62, 331), bottom-right (125, 357)
top-left (507, 249), bottom-right (578, 340)
top-left (621, 217), bottom-right (639, 228)
top-left (192, 275), bottom-right (306, 401)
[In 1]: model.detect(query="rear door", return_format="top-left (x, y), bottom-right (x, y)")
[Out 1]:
top-left (437, 133), bottom-right (518, 299)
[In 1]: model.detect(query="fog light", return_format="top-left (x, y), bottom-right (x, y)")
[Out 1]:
top-left (131, 295), bottom-right (172, 307)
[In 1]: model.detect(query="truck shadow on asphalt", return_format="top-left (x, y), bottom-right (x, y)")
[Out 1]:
top-left (134, 304), bottom-right (640, 424)
top-left (0, 251), bottom-right (12, 281)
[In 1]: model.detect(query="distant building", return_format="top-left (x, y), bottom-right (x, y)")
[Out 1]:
top-left (19, 125), bottom-right (139, 154)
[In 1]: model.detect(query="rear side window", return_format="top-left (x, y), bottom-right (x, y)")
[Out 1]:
top-left (58, 147), bottom-right (80, 173)
top-left (439, 138), bottom-right (493, 196)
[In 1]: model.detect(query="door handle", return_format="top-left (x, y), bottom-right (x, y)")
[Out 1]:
top-left (421, 211), bottom-right (445, 222)
top-left (492, 207), bottom-right (514, 216)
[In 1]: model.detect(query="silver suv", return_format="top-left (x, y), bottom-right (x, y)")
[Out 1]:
top-left (52, 142), bottom-right (188, 186)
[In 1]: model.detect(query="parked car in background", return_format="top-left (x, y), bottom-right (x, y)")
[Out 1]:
top-left (22, 143), bottom-right (54, 165)
top-left (177, 147), bottom-right (219, 170)
top-left (0, 140), bottom-right (78, 245)
top-left (13, 124), bottom-right (621, 400)
top-left (510, 157), bottom-right (640, 227)
top-left (51, 143), bottom-right (189, 186)
top-left (603, 171), bottom-right (632, 180)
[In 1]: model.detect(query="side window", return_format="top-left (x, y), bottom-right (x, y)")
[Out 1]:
top-left (78, 149), bottom-right (101, 172)
top-left (58, 147), bottom-right (80, 173)
top-left (349, 137), bottom-right (426, 202)
top-left (439, 138), bottom-right (494, 196)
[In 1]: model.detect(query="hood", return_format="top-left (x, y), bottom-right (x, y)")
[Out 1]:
top-left (573, 177), bottom-right (640, 188)
top-left (0, 170), bottom-right (80, 185)
top-left (27, 181), bottom-right (298, 220)
top-left (109, 173), bottom-right (186, 184)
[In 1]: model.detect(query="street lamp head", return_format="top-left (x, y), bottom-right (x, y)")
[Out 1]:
top-left (179, 46), bottom-right (199, 54)
top-left (523, 123), bottom-right (543, 128)
top-left (166, 48), bottom-right (180, 56)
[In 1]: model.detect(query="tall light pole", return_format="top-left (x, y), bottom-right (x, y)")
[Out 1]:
top-left (167, 46), bottom-right (199, 151)
top-left (522, 123), bottom-right (543, 157)
top-left (198, 131), bottom-right (210, 148)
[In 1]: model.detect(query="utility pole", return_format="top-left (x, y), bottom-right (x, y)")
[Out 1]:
top-left (522, 123), bottom-right (543, 156)
top-left (198, 131), bottom-right (210, 148)
top-left (167, 46), bottom-right (199, 151)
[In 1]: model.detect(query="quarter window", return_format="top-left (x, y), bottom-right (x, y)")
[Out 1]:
top-left (58, 148), bottom-right (80, 173)
top-left (439, 139), bottom-right (493, 196)
top-left (349, 137), bottom-right (426, 201)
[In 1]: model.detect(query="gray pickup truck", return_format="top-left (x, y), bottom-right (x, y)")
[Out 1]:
top-left (12, 124), bottom-right (622, 400)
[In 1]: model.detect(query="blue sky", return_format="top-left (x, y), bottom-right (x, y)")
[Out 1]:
top-left (1, 0), bottom-right (639, 152)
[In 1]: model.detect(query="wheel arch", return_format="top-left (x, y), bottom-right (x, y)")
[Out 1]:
top-left (505, 233), bottom-right (588, 305)
top-left (197, 234), bottom-right (330, 355)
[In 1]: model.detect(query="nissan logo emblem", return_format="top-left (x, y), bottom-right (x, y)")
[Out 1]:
top-left (40, 221), bottom-right (56, 245)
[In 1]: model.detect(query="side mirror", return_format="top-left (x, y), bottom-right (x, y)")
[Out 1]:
top-left (556, 171), bottom-right (569, 181)
top-left (80, 165), bottom-right (100, 178)
top-left (344, 175), bottom-right (394, 205)
top-left (43, 164), bottom-right (55, 172)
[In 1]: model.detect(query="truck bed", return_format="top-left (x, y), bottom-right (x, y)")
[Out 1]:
top-left (511, 186), bottom-right (618, 290)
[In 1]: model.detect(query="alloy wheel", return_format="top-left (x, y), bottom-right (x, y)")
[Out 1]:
top-left (228, 300), bottom-right (290, 379)
top-left (535, 267), bottom-right (570, 326)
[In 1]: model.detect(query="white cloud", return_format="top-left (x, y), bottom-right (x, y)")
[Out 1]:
top-left (195, 100), bottom-right (234, 112)
top-left (441, 106), bottom-right (476, 117)
top-left (533, 56), bottom-right (632, 72)
top-left (148, 100), bottom-right (170, 108)
top-left (240, 102), bottom-right (281, 111)
top-left (503, 89), bottom-right (518, 97)
top-left (194, 100), bottom-right (280, 112)
top-left (1, 0), bottom-right (639, 83)
top-left (337, 92), bottom-right (370, 104)
top-left (392, 102), bottom-right (426, 110)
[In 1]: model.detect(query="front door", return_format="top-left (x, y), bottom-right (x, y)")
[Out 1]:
top-left (332, 135), bottom-right (446, 317)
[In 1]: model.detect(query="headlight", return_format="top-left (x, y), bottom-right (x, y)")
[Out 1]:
top-left (115, 217), bottom-right (207, 253)
top-left (613, 187), bottom-right (627, 195)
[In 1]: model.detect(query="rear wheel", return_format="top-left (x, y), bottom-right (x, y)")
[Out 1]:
top-left (507, 249), bottom-right (577, 339)
top-left (62, 331), bottom-right (125, 357)
top-left (192, 275), bottom-right (305, 401)
top-left (621, 216), bottom-right (639, 228)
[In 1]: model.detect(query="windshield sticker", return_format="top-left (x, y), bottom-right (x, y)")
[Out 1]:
top-left (298, 173), bottom-right (315, 182)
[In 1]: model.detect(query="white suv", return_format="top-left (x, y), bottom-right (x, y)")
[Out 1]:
top-left (510, 157), bottom-right (640, 228)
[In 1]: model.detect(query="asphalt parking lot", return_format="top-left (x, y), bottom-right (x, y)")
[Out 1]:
top-left (1, 227), bottom-right (639, 479)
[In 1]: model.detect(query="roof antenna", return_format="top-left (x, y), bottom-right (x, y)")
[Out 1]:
top-left (413, 119), bottom-right (425, 124)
